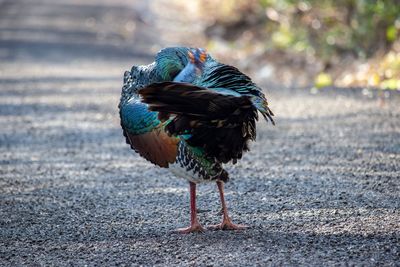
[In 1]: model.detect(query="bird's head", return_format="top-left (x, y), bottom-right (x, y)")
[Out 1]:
top-left (188, 48), bottom-right (207, 70)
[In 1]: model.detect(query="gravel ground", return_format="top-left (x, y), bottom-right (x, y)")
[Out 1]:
top-left (1, 0), bottom-right (399, 266)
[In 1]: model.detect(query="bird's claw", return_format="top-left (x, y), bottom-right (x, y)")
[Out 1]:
top-left (208, 219), bottom-right (247, 231)
top-left (176, 223), bottom-right (206, 234)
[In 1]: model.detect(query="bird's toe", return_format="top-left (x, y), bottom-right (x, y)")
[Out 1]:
top-left (208, 220), bottom-right (248, 231)
top-left (176, 223), bottom-right (206, 234)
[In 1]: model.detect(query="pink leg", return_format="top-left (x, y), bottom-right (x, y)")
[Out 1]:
top-left (209, 181), bottom-right (247, 230)
top-left (177, 182), bottom-right (205, 234)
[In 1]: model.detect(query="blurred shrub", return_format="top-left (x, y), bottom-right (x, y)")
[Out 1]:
top-left (314, 72), bottom-right (333, 88)
top-left (202, 0), bottom-right (400, 60)
top-left (192, 0), bottom-right (400, 89)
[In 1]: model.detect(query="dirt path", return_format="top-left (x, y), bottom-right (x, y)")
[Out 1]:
top-left (1, 0), bottom-right (399, 266)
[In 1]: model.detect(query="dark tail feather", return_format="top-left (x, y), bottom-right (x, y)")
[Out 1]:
top-left (261, 107), bottom-right (275, 125)
top-left (139, 82), bottom-right (252, 119)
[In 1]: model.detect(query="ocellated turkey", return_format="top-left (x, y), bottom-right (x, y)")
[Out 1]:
top-left (119, 47), bottom-right (274, 233)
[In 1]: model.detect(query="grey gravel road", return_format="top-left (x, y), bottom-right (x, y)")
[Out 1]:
top-left (1, 0), bottom-right (399, 266)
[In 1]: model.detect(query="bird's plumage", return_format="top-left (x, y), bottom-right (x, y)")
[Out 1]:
top-left (119, 46), bottom-right (274, 232)
top-left (119, 47), bottom-right (273, 180)
top-left (139, 82), bottom-right (259, 163)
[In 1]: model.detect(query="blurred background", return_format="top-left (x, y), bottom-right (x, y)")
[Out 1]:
top-left (164, 0), bottom-right (400, 91)
top-left (1, 0), bottom-right (399, 91)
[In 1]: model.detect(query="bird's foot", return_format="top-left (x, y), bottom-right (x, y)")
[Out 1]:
top-left (176, 222), bottom-right (206, 234)
top-left (208, 218), bottom-right (247, 231)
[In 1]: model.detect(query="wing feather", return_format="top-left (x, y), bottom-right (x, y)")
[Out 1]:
top-left (125, 126), bottom-right (179, 168)
top-left (139, 82), bottom-right (258, 163)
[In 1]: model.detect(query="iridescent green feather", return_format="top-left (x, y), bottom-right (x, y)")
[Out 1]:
top-left (120, 98), bottom-right (160, 135)
top-left (155, 47), bottom-right (190, 81)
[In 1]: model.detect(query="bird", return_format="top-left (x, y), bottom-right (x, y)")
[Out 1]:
top-left (119, 47), bottom-right (274, 233)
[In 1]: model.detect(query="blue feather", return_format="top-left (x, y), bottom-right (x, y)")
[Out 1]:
top-left (120, 98), bottom-right (160, 135)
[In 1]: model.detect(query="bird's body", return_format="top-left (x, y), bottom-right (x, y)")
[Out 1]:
top-left (119, 47), bottom-right (274, 233)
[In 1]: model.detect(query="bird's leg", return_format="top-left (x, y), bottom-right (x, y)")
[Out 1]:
top-left (209, 181), bottom-right (247, 230)
top-left (177, 181), bottom-right (205, 234)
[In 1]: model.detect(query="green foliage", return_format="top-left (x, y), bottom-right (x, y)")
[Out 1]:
top-left (199, 0), bottom-right (400, 88)
top-left (204, 0), bottom-right (399, 58)
top-left (260, 0), bottom-right (400, 59)
top-left (380, 79), bottom-right (400, 90)
top-left (314, 72), bottom-right (333, 88)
